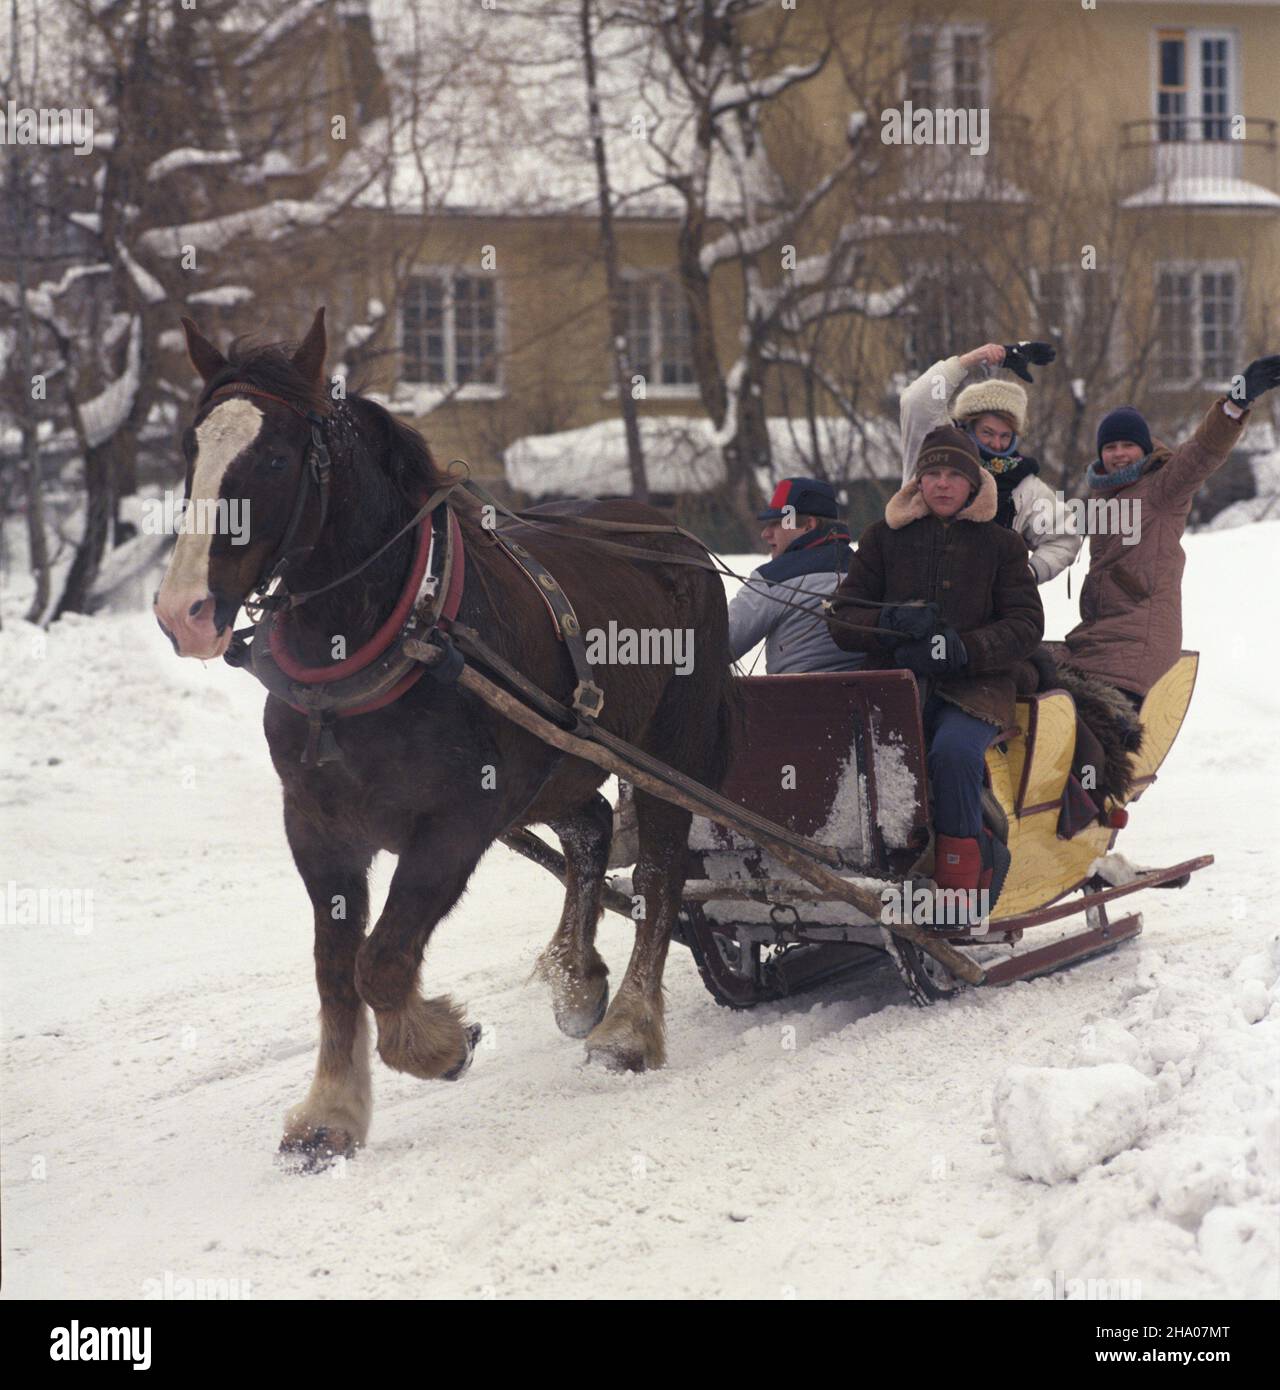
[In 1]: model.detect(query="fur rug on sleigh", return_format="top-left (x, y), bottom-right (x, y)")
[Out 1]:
top-left (1036, 643), bottom-right (1146, 806)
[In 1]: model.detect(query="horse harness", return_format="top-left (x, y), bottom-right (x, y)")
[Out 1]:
top-left (208, 390), bottom-right (892, 767)
top-left (211, 390), bottom-right (611, 765)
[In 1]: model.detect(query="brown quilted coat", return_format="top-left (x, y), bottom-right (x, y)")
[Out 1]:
top-left (829, 470), bottom-right (1045, 729)
top-left (1065, 398), bottom-right (1249, 696)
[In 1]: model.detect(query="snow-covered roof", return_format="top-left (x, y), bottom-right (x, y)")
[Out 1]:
top-left (358, 0), bottom-right (739, 220)
top-left (504, 414), bottom-right (900, 499)
top-left (1121, 177), bottom-right (1280, 210)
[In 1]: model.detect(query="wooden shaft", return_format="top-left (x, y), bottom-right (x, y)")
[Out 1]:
top-left (460, 664), bottom-right (985, 986)
top-left (501, 828), bottom-right (636, 918)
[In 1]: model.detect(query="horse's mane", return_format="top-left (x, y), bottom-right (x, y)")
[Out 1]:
top-left (198, 337), bottom-right (446, 495)
top-left (199, 338), bottom-right (330, 418)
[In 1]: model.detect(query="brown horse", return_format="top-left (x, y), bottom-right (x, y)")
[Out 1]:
top-left (154, 310), bottom-right (737, 1169)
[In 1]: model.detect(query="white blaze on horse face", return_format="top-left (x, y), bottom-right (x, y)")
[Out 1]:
top-left (155, 398), bottom-right (263, 658)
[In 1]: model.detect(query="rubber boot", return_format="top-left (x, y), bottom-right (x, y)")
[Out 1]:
top-left (933, 833), bottom-right (981, 889)
top-left (931, 833), bottom-right (983, 933)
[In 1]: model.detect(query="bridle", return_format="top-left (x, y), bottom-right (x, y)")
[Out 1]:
top-left (201, 384), bottom-right (333, 615)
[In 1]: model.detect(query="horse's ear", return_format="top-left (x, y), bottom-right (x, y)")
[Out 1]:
top-left (181, 316), bottom-right (228, 383)
top-left (291, 307), bottom-right (326, 389)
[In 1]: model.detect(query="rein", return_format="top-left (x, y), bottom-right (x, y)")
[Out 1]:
top-left (209, 401), bottom-right (899, 764)
top-left (452, 473), bottom-right (900, 641)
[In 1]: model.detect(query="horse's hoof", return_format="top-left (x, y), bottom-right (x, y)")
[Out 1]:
top-left (584, 1037), bottom-right (651, 1073)
top-left (277, 1125), bottom-right (355, 1175)
top-left (443, 1022), bottom-right (482, 1081)
top-left (554, 986), bottom-right (610, 1040)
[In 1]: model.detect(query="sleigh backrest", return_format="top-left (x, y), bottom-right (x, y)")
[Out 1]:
top-left (689, 670), bottom-right (930, 874)
top-left (983, 651), bottom-right (1200, 921)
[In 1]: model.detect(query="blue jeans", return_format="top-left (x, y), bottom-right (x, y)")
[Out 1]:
top-left (922, 694), bottom-right (997, 839)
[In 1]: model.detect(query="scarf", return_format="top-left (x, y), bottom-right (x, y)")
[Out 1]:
top-left (1087, 455), bottom-right (1150, 492)
top-left (966, 428), bottom-right (1022, 473)
top-left (964, 429), bottom-right (1040, 529)
top-left (757, 520), bottom-right (853, 583)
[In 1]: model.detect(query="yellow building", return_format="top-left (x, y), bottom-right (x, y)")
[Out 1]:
top-left (224, 1), bottom-right (1279, 531)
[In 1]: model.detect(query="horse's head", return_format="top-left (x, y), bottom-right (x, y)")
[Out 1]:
top-left (155, 309), bottom-right (329, 658)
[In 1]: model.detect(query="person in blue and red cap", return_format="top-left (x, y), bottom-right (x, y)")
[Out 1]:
top-left (727, 477), bottom-right (865, 674)
top-left (612, 477), bottom-right (860, 867)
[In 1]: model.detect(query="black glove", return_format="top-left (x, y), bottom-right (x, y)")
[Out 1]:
top-left (894, 628), bottom-right (969, 676)
top-left (1001, 340), bottom-right (1056, 383)
top-left (1232, 354), bottom-right (1280, 406)
top-left (877, 601), bottom-right (940, 646)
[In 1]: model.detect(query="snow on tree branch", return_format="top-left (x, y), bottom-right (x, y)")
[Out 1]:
top-left (80, 315), bottom-right (141, 449)
top-left (146, 148), bottom-right (241, 183)
top-left (698, 155), bottom-right (856, 274)
top-left (116, 242), bottom-right (166, 306)
top-left (709, 53), bottom-right (828, 118)
top-left (235, 0), bottom-right (328, 68)
top-left (138, 118), bottom-right (392, 258)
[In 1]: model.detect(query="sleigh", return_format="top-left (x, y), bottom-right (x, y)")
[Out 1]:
top-left (593, 653), bottom-right (1210, 1008)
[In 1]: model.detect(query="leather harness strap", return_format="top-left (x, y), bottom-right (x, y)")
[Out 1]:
top-left (488, 533), bottom-right (604, 718)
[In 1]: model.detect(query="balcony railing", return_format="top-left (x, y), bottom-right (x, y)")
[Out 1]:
top-left (880, 112), bottom-right (1034, 206)
top-left (1119, 118), bottom-right (1279, 209)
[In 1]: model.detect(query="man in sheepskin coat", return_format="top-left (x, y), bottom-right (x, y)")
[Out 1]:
top-left (828, 427), bottom-right (1044, 907)
top-left (900, 340), bottom-right (1082, 584)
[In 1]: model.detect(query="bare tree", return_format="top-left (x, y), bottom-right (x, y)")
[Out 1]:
top-left (581, 0), bottom-right (649, 502)
top-left (0, 0), bottom-right (413, 620)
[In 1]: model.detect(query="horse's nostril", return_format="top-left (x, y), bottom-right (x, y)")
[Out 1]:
top-left (212, 596), bottom-right (238, 635)
top-left (188, 599), bottom-right (204, 617)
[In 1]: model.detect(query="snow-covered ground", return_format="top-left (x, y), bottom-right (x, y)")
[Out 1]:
top-left (1, 526), bottom-right (1277, 1300)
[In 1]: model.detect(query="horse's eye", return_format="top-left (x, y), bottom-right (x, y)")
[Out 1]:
top-left (261, 455), bottom-right (288, 474)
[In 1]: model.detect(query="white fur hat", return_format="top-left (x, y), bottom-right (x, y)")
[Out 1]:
top-left (953, 379), bottom-right (1027, 434)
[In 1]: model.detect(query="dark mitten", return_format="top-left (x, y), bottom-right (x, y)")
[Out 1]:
top-left (895, 628), bottom-right (968, 675)
top-left (1233, 355), bottom-right (1280, 405)
top-left (1001, 340), bottom-right (1057, 383)
top-left (877, 601), bottom-right (940, 645)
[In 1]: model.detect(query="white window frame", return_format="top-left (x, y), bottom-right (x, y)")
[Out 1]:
top-left (398, 266), bottom-right (504, 394)
top-left (1152, 259), bottom-right (1240, 391)
top-left (613, 271), bottom-right (699, 400)
top-left (902, 23), bottom-right (990, 110)
top-left (1150, 27), bottom-right (1242, 180)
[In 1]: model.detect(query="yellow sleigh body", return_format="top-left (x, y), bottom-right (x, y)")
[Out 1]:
top-left (986, 652), bottom-right (1200, 921)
